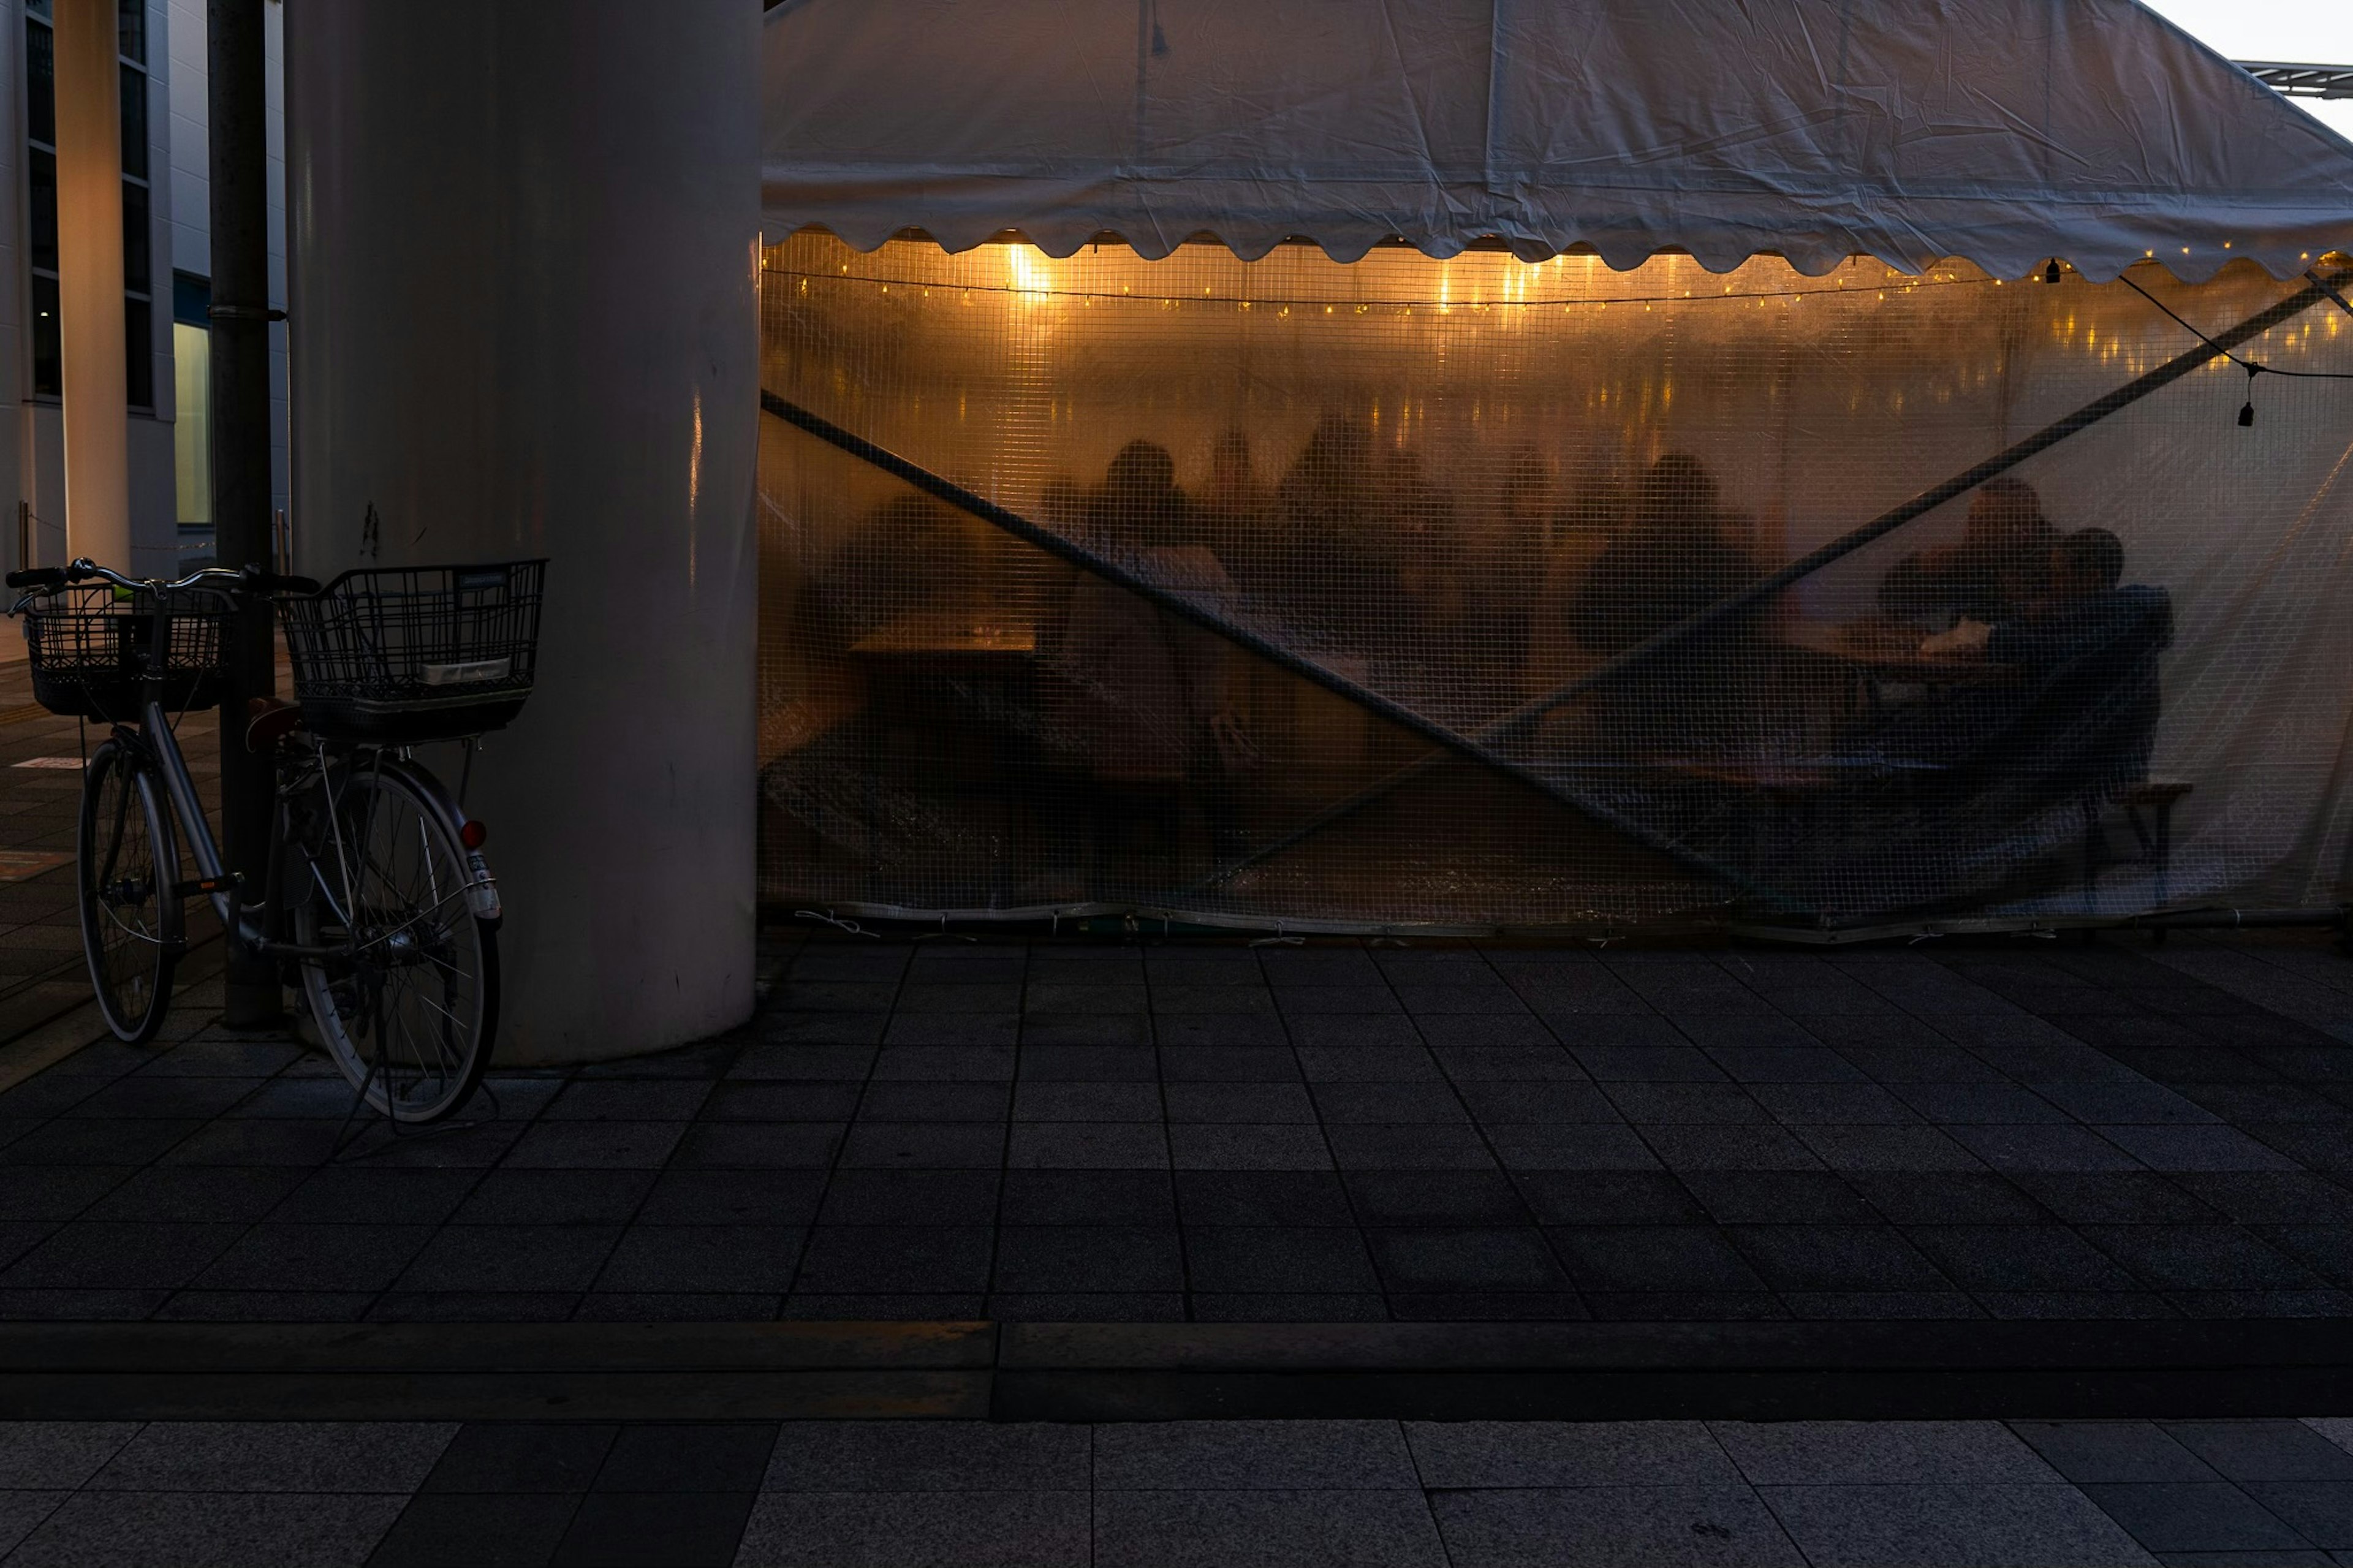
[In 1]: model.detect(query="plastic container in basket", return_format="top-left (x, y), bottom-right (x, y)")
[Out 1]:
top-left (279, 561), bottom-right (546, 743)
top-left (20, 583), bottom-right (232, 719)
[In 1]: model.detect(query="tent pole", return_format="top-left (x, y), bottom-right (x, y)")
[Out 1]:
top-left (760, 392), bottom-right (1780, 904)
top-left (1188, 262), bottom-right (2353, 894)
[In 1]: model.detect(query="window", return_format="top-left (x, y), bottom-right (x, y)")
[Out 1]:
top-left (25, 7), bottom-right (56, 396)
top-left (173, 273), bottom-right (211, 526)
top-left (23, 0), bottom-right (153, 407)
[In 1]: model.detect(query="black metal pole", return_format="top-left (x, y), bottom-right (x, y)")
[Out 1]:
top-left (209, 0), bottom-right (279, 1026)
top-left (1186, 263), bottom-right (2353, 893)
top-left (760, 391), bottom-right (1778, 903)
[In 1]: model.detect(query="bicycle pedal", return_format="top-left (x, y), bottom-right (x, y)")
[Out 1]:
top-left (173, 873), bottom-right (243, 897)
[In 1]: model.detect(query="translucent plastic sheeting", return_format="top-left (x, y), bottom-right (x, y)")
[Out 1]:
top-left (757, 234), bottom-right (2353, 934)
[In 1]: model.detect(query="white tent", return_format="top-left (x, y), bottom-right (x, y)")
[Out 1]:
top-left (762, 0), bottom-right (2353, 279)
top-left (752, 0), bottom-right (2353, 934)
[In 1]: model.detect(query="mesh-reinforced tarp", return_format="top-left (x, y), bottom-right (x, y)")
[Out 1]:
top-left (757, 233), bottom-right (2353, 933)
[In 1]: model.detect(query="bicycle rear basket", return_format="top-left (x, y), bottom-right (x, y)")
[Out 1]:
top-left (20, 583), bottom-right (233, 719)
top-left (279, 561), bottom-right (546, 743)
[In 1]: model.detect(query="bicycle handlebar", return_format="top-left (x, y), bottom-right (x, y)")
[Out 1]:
top-left (7, 558), bottom-right (320, 605)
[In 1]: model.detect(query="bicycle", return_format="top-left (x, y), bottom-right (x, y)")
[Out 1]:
top-left (6, 556), bottom-right (545, 1124)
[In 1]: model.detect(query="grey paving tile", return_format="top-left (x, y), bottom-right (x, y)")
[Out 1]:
top-left (1011, 1081), bottom-right (1162, 1121)
top-left (2099, 1125), bottom-right (2303, 1173)
top-left (397, 1227), bottom-right (620, 1293)
top-left (549, 1490), bottom-right (754, 1567)
top-left (542, 1079), bottom-right (712, 1121)
top-left (1949, 1124), bottom-right (2150, 1172)
top-left (2305, 1420), bottom-right (2353, 1460)
top-left (0, 1424), bottom-right (143, 1489)
top-left (763, 1421), bottom-right (1087, 1490)
top-left (2009, 1423), bottom-right (2224, 1483)
top-left (0, 1494), bottom-right (67, 1560)
top-left (2243, 1483), bottom-right (2353, 1548)
top-left (1007, 1121), bottom-right (1169, 1169)
top-left (501, 1119), bottom-right (686, 1170)
top-left (1759, 1482), bottom-right (2156, 1567)
top-left (872, 1043), bottom-right (1018, 1078)
top-left (264, 1168), bottom-right (482, 1227)
top-left (2, 1490), bottom-right (406, 1568)
top-left (2080, 1483), bottom-right (2313, 1553)
top-left (2082, 1227), bottom-right (2320, 1291)
top-left (592, 1225), bottom-right (802, 1293)
top-left (991, 1226), bottom-right (1183, 1292)
top-left (191, 1224), bottom-right (434, 1293)
top-left (735, 1490), bottom-right (1087, 1568)
top-left (450, 1170), bottom-right (651, 1226)
top-left (1711, 1421), bottom-right (2058, 1484)
top-left (1162, 1082), bottom-right (1316, 1123)
top-left (1679, 1172), bottom-right (1877, 1225)
top-left (1404, 1421), bottom-right (1742, 1487)
top-left (1430, 1484), bottom-right (1802, 1567)
top-left (1729, 1227), bottom-right (1952, 1292)
top-left (0, 1167), bottom-right (132, 1224)
top-left (1186, 1227), bottom-right (1381, 1292)
top-left (1094, 1420), bottom-right (1417, 1489)
top-left (814, 1170), bottom-right (1000, 1227)
top-left (1553, 1227), bottom-right (1769, 1292)
top-left (88, 1422), bottom-right (454, 1492)
top-left (2163, 1423), bottom-right (2353, 1484)
top-left (699, 1082), bottom-right (863, 1122)
top-left (998, 1170), bottom-right (1169, 1225)
top-left (0, 1222), bottom-right (244, 1290)
top-left (593, 1412), bottom-right (776, 1488)
top-left (1167, 1123), bottom-right (1333, 1170)
top-left (838, 1122), bottom-right (1006, 1169)
top-left (1791, 1124), bottom-right (1990, 1172)
top-left (790, 1227), bottom-right (993, 1293)
top-left (1344, 1170), bottom-right (1531, 1227)
top-left (1096, 1488), bottom-right (1446, 1568)
top-left (1640, 1125), bottom-right (1822, 1172)
top-left (849, 1081), bottom-right (1010, 1123)
top-left (1325, 1124), bottom-right (1495, 1170)
top-left (1175, 1171), bottom-right (1354, 1227)
top-left (1366, 1227), bottom-right (1570, 1291)
top-left (365, 1492), bottom-right (582, 1567)
top-left (637, 1168), bottom-right (827, 1227)
top-left (1905, 1225), bottom-right (2143, 1291)
top-left (669, 1121), bottom-right (844, 1169)
top-left (420, 1423), bottom-right (615, 1493)
top-left (1476, 1119), bottom-right (1661, 1170)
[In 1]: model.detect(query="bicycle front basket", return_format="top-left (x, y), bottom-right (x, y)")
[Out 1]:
top-left (21, 583), bottom-right (233, 720)
top-left (279, 561), bottom-right (546, 743)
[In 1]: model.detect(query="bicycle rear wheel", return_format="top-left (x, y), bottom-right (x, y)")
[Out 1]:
top-left (290, 758), bottom-right (498, 1123)
top-left (77, 740), bottom-right (181, 1043)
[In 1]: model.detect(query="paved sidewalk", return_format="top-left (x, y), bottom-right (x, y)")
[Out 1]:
top-left (5, 1414), bottom-right (2353, 1566)
top-left (2, 925), bottom-right (2352, 1324)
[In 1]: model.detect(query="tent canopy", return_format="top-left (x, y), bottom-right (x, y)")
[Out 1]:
top-left (762, 0), bottom-right (2353, 281)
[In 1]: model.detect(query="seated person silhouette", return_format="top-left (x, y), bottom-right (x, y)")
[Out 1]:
top-left (1862, 527), bottom-right (2171, 798)
top-left (1568, 452), bottom-right (1765, 759)
top-left (1879, 476), bottom-right (2059, 628)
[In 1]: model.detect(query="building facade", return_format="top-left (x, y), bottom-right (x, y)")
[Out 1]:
top-left (5, 0), bottom-right (284, 582)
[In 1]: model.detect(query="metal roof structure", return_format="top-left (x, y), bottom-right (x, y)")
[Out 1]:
top-left (2238, 62), bottom-right (2353, 99)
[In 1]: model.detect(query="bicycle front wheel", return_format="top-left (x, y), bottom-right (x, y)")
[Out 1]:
top-left (291, 759), bottom-right (498, 1123)
top-left (77, 740), bottom-right (181, 1043)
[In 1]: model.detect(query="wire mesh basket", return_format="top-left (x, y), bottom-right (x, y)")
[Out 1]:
top-left (20, 583), bottom-right (233, 719)
top-left (279, 561), bottom-right (546, 743)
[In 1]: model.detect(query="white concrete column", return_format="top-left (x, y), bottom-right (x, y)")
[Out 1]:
top-left (286, 1), bottom-right (762, 1062)
top-left (53, 0), bottom-right (131, 569)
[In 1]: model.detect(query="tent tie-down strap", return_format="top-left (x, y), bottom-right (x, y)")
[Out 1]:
top-left (1187, 262), bottom-right (2353, 896)
top-left (759, 390), bottom-right (1784, 906)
